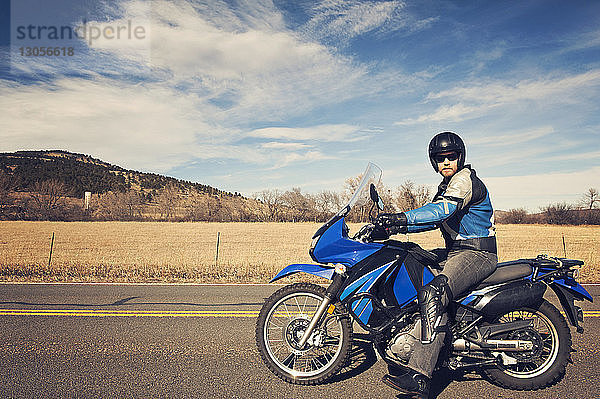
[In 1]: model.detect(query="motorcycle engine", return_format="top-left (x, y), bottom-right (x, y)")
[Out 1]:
top-left (386, 318), bottom-right (420, 362)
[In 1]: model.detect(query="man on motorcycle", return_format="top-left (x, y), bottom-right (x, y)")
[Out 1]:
top-left (374, 131), bottom-right (498, 398)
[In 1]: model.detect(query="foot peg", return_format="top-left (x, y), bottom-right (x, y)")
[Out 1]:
top-left (382, 371), bottom-right (430, 398)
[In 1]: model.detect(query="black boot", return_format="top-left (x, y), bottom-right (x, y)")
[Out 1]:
top-left (418, 274), bottom-right (452, 344)
top-left (382, 371), bottom-right (430, 398)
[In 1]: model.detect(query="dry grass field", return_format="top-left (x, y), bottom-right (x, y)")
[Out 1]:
top-left (0, 221), bottom-right (598, 283)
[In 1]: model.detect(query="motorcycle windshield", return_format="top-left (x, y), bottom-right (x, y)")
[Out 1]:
top-left (312, 162), bottom-right (382, 239)
top-left (343, 162), bottom-right (383, 213)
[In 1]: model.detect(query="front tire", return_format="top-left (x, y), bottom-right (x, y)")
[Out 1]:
top-left (484, 300), bottom-right (572, 390)
top-left (255, 283), bottom-right (352, 385)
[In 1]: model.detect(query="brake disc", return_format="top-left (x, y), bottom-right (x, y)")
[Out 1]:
top-left (508, 329), bottom-right (544, 362)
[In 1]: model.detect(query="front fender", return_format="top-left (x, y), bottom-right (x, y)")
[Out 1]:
top-left (270, 263), bottom-right (335, 283)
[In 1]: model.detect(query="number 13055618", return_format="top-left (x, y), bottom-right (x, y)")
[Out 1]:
top-left (19, 47), bottom-right (74, 57)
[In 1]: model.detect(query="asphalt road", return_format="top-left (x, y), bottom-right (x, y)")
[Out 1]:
top-left (0, 283), bottom-right (599, 399)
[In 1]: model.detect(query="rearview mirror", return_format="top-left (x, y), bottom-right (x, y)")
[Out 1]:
top-left (369, 183), bottom-right (384, 211)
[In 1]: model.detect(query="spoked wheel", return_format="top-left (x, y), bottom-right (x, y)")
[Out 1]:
top-left (484, 300), bottom-right (572, 390)
top-left (256, 283), bottom-right (352, 384)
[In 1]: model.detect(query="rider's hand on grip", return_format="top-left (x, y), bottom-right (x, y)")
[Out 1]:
top-left (374, 213), bottom-right (408, 234)
top-left (367, 223), bottom-right (390, 241)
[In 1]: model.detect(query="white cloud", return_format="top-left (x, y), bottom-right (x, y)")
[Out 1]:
top-left (556, 28), bottom-right (600, 55)
top-left (428, 70), bottom-right (600, 104)
top-left (278, 151), bottom-right (333, 168)
top-left (261, 142), bottom-right (312, 150)
top-left (7, 0), bottom-right (400, 123)
top-left (307, 1), bottom-right (400, 40)
top-left (486, 167), bottom-right (600, 210)
top-left (0, 77), bottom-right (218, 171)
top-left (87, 0), bottom-right (387, 121)
top-left (0, 76), bottom-right (343, 171)
top-left (468, 126), bottom-right (555, 147)
top-left (395, 103), bottom-right (500, 125)
top-left (396, 70), bottom-right (600, 125)
top-left (303, 0), bottom-right (437, 44)
top-left (249, 124), bottom-right (365, 142)
top-left (546, 150), bottom-right (600, 161)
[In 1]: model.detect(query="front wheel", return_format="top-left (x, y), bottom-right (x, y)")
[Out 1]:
top-left (255, 283), bottom-right (352, 385)
top-left (484, 300), bottom-right (572, 390)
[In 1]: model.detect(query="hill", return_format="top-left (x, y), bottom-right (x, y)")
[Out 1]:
top-left (0, 150), bottom-right (234, 199)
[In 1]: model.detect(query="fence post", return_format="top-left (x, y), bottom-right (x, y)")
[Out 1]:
top-left (215, 232), bottom-right (221, 265)
top-left (48, 232), bottom-right (55, 268)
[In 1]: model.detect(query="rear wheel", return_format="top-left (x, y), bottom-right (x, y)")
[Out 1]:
top-left (255, 283), bottom-right (352, 384)
top-left (484, 300), bottom-right (572, 390)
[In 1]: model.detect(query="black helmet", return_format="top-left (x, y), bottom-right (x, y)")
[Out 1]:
top-left (428, 131), bottom-right (466, 171)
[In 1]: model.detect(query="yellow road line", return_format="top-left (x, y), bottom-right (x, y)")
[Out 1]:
top-left (0, 309), bottom-right (599, 318)
top-left (0, 309), bottom-right (257, 313)
top-left (0, 309), bottom-right (260, 317)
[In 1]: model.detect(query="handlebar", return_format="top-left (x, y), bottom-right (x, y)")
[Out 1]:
top-left (353, 224), bottom-right (375, 242)
top-left (353, 223), bottom-right (395, 242)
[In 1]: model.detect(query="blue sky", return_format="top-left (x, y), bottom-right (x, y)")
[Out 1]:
top-left (1, 0), bottom-right (599, 210)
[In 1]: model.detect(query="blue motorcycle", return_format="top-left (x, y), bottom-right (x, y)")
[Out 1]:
top-left (255, 163), bottom-right (592, 391)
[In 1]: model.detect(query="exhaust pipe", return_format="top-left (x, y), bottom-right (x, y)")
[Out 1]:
top-left (453, 338), bottom-right (534, 352)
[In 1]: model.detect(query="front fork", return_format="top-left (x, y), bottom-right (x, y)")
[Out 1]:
top-left (297, 271), bottom-right (347, 348)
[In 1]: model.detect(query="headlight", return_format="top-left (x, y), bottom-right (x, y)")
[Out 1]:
top-left (335, 264), bottom-right (347, 275)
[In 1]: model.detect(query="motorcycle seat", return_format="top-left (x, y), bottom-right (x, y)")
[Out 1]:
top-left (476, 262), bottom-right (533, 289)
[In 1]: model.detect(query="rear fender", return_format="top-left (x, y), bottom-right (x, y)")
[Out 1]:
top-left (270, 264), bottom-right (335, 283)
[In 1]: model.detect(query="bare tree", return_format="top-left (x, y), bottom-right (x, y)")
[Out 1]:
top-left (254, 189), bottom-right (284, 221)
top-left (314, 190), bottom-right (342, 221)
top-left (184, 191), bottom-right (204, 221)
top-left (231, 195), bottom-right (254, 221)
top-left (94, 190), bottom-right (144, 220)
top-left (395, 180), bottom-right (431, 212)
top-left (249, 194), bottom-right (273, 222)
top-left (580, 188), bottom-right (599, 210)
top-left (281, 187), bottom-right (315, 222)
top-left (214, 194), bottom-right (246, 222)
top-left (157, 182), bottom-right (180, 220)
top-left (0, 170), bottom-right (14, 213)
top-left (121, 190), bottom-right (145, 220)
top-left (28, 179), bottom-right (70, 220)
top-left (342, 174), bottom-right (361, 203)
top-left (205, 194), bottom-right (221, 221)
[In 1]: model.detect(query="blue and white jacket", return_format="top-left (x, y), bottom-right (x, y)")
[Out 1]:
top-left (404, 165), bottom-right (496, 252)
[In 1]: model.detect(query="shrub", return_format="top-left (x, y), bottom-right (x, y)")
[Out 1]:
top-left (541, 202), bottom-right (575, 225)
top-left (502, 208), bottom-right (529, 224)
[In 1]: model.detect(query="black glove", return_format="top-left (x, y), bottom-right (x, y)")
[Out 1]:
top-left (368, 223), bottom-right (390, 241)
top-left (374, 212), bottom-right (408, 234)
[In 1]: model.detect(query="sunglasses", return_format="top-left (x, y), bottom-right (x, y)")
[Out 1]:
top-left (433, 152), bottom-right (459, 163)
